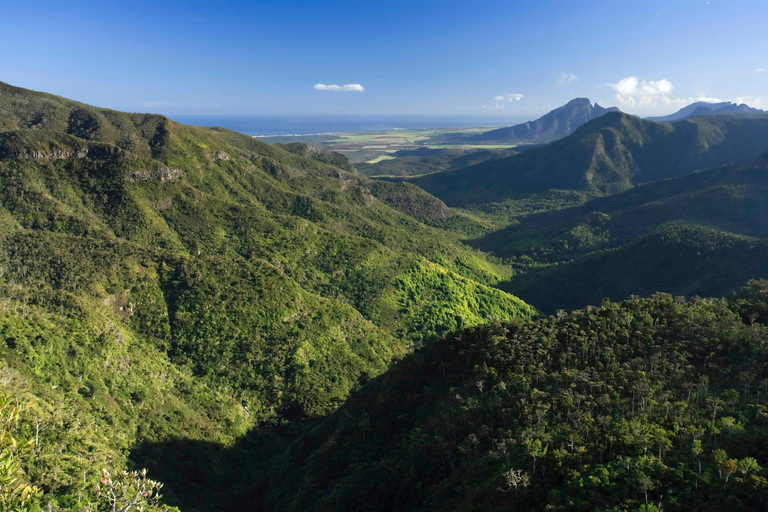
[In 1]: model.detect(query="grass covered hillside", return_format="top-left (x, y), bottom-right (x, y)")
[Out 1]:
top-left (178, 291), bottom-right (768, 512)
top-left (472, 153), bottom-right (768, 264)
top-left (414, 112), bottom-right (768, 208)
top-left (0, 82), bottom-right (535, 509)
top-left (356, 147), bottom-right (519, 178)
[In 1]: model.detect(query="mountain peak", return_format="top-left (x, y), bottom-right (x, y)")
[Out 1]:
top-left (565, 97), bottom-right (593, 107)
top-left (647, 101), bottom-right (765, 122)
top-left (416, 111), bottom-right (768, 207)
top-left (471, 97), bottom-right (620, 144)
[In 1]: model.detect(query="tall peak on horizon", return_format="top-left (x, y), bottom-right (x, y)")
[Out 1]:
top-left (471, 97), bottom-right (620, 144)
top-left (646, 100), bottom-right (765, 122)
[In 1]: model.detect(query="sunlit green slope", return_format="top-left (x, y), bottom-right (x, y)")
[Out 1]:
top-left (0, 81), bottom-right (534, 508)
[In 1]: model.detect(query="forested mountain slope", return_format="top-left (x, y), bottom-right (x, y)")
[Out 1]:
top-left (0, 82), bottom-right (534, 509)
top-left (151, 292), bottom-right (768, 511)
top-left (472, 153), bottom-right (768, 263)
top-left (415, 112), bottom-right (768, 208)
top-left (504, 225), bottom-right (768, 314)
top-left (356, 147), bottom-right (519, 177)
top-left (464, 154), bottom-right (768, 313)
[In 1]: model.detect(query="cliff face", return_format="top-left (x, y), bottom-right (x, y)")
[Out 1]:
top-left (125, 167), bottom-right (184, 183)
top-left (0, 145), bottom-right (123, 159)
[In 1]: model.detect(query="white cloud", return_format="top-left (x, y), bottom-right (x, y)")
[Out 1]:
top-left (495, 103), bottom-right (506, 109)
top-left (313, 83), bottom-right (365, 92)
top-left (644, 79), bottom-right (674, 95)
top-left (611, 76), bottom-right (673, 96)
top-left (735, 96), bottom-right (763, 107)
top-left (758, 68), bottom-right (766, 72)
top-left (693, 96), bottom-right (724, 103)
top-left (492, 93), bottom-right (523, 102)
top-left (558, 72), bottom-right (578, 85)
top-left (610, 76), bottom-right (675, 108)
top-left (612, 76), bottom-right (639, 96)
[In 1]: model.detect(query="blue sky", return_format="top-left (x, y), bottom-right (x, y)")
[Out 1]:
top-left (1, 0), bottom-right (766, 118)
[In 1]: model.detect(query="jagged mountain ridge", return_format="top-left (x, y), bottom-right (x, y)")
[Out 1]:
top-left (414, 111), bottom-right (768, 207)
top-left (647, 101), bottom-right (764, 122)
top-left (470, 97), bottom-right (619, 143)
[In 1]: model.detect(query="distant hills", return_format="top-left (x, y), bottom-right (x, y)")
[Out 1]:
top-left (4, 82), bottom-right (768, 512)
top-left (470, 97), bottom-right (619, 143)
top-left (356, 146), bottom-right (519, 177)
top-left (647, 100), bottom-right (764, 122)
top-left (473, 151), bottom-right (768, 263)
top-left (414, 111), bottom-right (768, 207)
top-left (476, 152), bottom-right (768, 312)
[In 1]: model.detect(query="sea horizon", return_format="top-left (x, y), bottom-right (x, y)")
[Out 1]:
top-left (170, 114), bottom-right (530, 136)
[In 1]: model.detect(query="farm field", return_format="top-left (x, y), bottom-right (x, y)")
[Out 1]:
top-left (258, 126), bottom-right (517, 163)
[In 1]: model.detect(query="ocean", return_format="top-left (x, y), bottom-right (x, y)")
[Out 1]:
top-left (170, 115), bottom-right (527, 136)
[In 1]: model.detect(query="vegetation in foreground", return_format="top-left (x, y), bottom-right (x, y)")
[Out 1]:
top-left (0, 81), bottom-right (535, 510)
top-left (132, 289), bottom-right (768, 512)
top-left (2, 81), bottom-right (768, 511)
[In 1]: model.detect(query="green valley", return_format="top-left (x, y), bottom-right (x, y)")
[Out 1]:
top-left (413, 112), bottom-right (768, 209)
top-left (0, 82), bottom-right (534, 510)
top-left (1, 81), bottom-right (767, 512)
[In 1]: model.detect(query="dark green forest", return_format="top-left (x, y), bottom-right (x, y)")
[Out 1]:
top-left (414, 111), bottom-right (768, 208)
top-left (2, 82), bottom-right (768, 512)
top-left (246, 291), bottom-right (768, 512)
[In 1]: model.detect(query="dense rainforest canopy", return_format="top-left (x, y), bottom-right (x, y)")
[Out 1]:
top-left (1, 82), bottom-right (767, 511)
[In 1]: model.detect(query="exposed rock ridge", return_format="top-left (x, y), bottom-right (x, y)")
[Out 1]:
top-left (126, 167), bottom-right (184, 183)
top-left (0, 145), bottom-right (123, 160)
